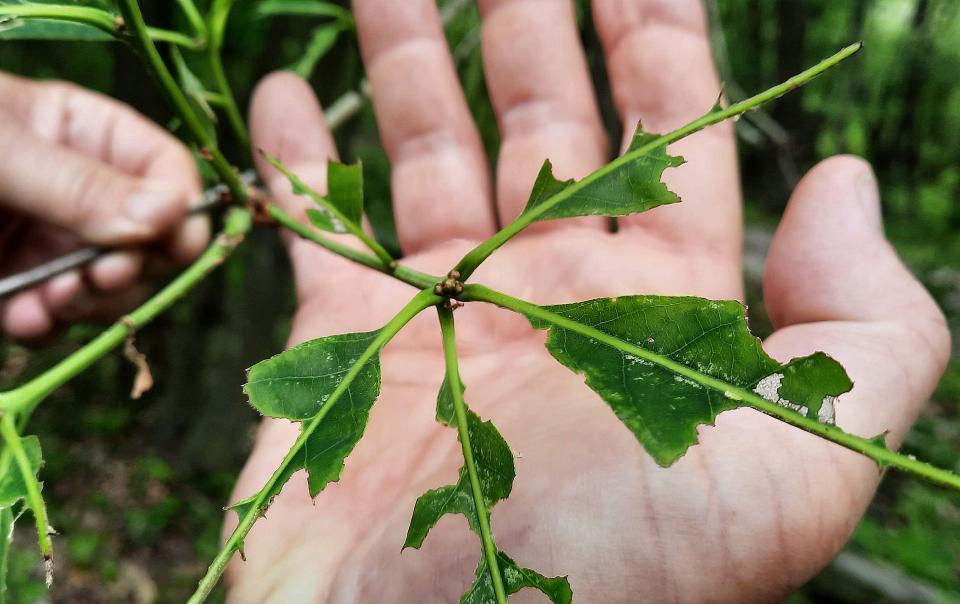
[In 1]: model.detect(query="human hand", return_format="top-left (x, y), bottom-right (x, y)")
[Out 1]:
top-left (227, 1), bottom-right (950, 602)
top-left (0, 72), bottom-right (209, 340)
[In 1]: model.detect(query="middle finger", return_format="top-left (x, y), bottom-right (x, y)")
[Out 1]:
top-left (354, 0), bottom-right (496, 254)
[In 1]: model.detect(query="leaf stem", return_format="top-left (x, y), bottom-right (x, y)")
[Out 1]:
top-left (0, 6), bottom-right (203, 50)
top-left (146, 26), bottom-right (203, 50)
top-left (453, 42), bottom-right (863, 281)
top-left (461, 284), bottom-right (960, 492)
top-left (176, 0), bottom-right (208, 41)
top-left (0, 209), bottom-right (252, 416)
top-left (437, 307), bottom-right (508, 604)
top-left (0, 5), bottom-right (116, 32)
top-left (266, 204), bottom-right (437, 289)
top-left (118, 0), bottom-right (249, 203)
top-left (0, 416), bottom-right (52, 578)
top-left (264, 156), bottom-right (396, 266)
top-left (187, 288), bottom-right (441, 604)
top-left (202, 0), bottom-right (249, 148)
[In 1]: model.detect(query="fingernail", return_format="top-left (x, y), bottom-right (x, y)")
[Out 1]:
top-left (854, 166), bottom-right (883, 233)
top-left (126, 182), bottom-right (183, 228)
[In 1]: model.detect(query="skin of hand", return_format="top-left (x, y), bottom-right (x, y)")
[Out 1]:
top-left (0, 71), bottom-right (209, 340)
top-left (226, 1), bottom-right (951, 602)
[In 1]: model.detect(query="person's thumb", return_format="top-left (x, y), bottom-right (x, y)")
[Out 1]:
top-left (0, 113), bottom-right (187, 245)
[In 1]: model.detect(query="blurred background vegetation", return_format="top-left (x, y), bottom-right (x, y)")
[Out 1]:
top-left (0, 0), bottom-right (957, 602)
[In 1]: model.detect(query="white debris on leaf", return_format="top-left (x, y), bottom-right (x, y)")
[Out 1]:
top-left (753, 373), bottom-right (808, 417)
top-left (818, 396), bottom-right (836, 423)
top-left (754, 373), bottom-right (783, 402)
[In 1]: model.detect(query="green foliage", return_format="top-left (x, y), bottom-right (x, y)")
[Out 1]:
top-left (526, 296), bottom-right (852, 466)
top-left (0, 1), bottom-right (116, 41)
top-left (243, 330), bottom-right (381, 496)
top-left (464, 551), bottom-right (573, 604)
top-left (170, 45), bottom-right (217, 138)
top-left (522, 124), bottom-right (684, 223)
top-left (1, 1), bottom-right (957, 601)
top-left (403, 376), bottom-right (515, 550)
top-left (0, 436), bottom-right (41, 508)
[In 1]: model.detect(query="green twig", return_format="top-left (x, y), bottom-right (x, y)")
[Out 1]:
top-left (202, 0), bottom-right (249, 148)
top-left (263, 154), bottom-right (396, 267)
top-left (176, 0), bottom-right (208, 41)
top-left (453, 42), bottom-right (863, 281)
top-left (0, 6), bottom-right (200, 49)
top-left (146, 26), bottom-right (203, 50)
top-left (0, 209), bottom-right (253, 416)
top-left (437, 307), bottom-right (508, 604)
top-left (0, 417), bottom-right (52, 585)
top-left (118, 0), bottom-right (248, 203)
top-left (187, 288), bottom-right (441, 604)
top-left (461, 284), bottom-right (960, 492)
top-left (266, 204), bottom-right (437, 290)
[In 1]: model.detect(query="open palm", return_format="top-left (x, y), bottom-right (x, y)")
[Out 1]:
top-left (225, 1), bottom-right (949, 602)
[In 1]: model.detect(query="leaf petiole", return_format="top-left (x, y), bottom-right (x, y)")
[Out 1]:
top-left (437, 307), bottom-right (508, 604)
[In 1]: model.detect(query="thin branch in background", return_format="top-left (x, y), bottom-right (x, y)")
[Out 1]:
top-left (704, 0), bottom-right (801, 188)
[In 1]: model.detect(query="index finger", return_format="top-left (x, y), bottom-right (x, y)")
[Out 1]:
top-left (0, 73), bottom-right (208, 262)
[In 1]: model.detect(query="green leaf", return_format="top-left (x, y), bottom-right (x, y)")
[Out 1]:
top-left (527, 296), bottom-right (852, 466)
top-left (403, 398), bottom-right (514, 549)
top-left (244, 330), bottom-right (382, 497)
top-left (264, 153), bottom-right (365, 235)
top-left (403, 479), bottom-right (478, 550)
top-left (462, 550), bottom-right (572, 604)
top-left (0, 507), bottom-right (12, 601)
top-left (520, 122), bottom-right (683, 222)
top-left (170, 46), bottom-right (217, 140)
top-left (0, 436), bottom-right (42, 508)
top-left (326, 160), bottom-right (364, 227)
top-left (291, 23), bottom-right (342, 79)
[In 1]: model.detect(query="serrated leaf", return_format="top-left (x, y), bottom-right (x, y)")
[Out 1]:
top-left (778, 352), bottom-right (851, 422)
top-left (404, 401), bottom-right (514, 549)
top-left (0, 436), bottom-right (41, 508)
top-left (520, 122), bottom-right (683, 222)
top-left (403, 478), bottom-right (478, 550)
top-left (264, 154), bottom-right (365, 235)
top-left (462, 550), bottom-right (572, 604)
top-left (404, 376), bottom-right (514, 549)
top-left (243, 330), bottom-right (381, 497)
top-left (291, 23), bottom-right (342, 79)
top-left (527, 296), bottom-right (852, 466)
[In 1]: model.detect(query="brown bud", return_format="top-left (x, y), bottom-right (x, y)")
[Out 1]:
top-left (448, 270), bottom-right (461, 280)
top-left (434, 284), bottom-right (443, 295)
